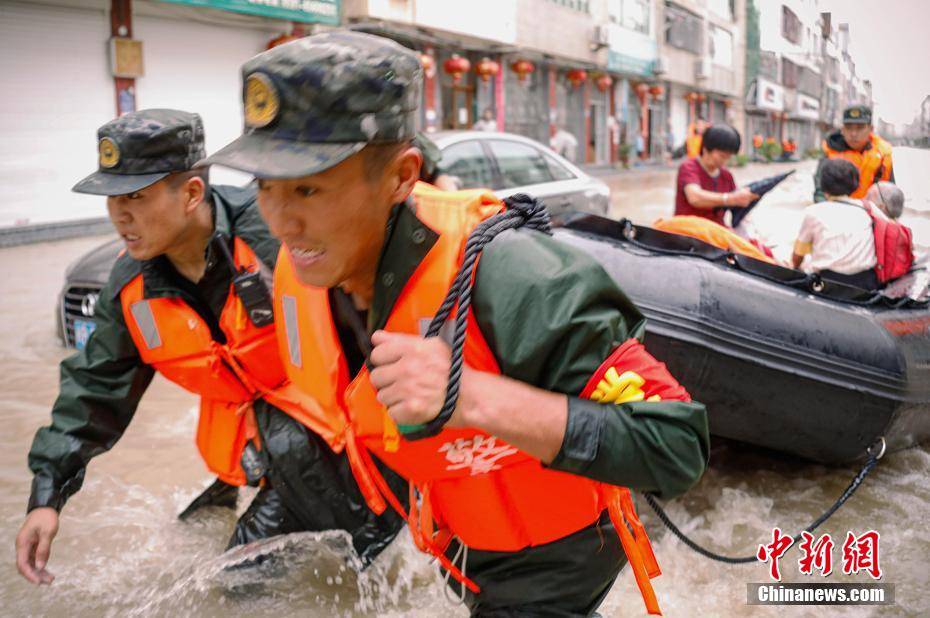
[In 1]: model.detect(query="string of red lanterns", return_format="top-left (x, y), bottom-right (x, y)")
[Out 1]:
top-left (567, 68), bottom-right (588, 88)
top-left (475, 57), bottom-right (501, 82)
top-left (443, 54), bottom-right (471, 84)
top-left (511, 59), bottom-right (535, 82)
top-left (420, 52), bottom-right (435, 78)
top-left (594, 74), bottom-right (613, 93)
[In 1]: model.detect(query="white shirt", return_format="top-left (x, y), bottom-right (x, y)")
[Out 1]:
top-left (550, 129), bottom-right (578, 162)
top-left (794, 198), bottom-right (876, 275)
top-left (472, 119), bottom-right (497, 132)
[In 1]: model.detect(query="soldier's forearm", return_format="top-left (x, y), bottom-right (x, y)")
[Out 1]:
top-left (456, 367), bottom-right (568, 464)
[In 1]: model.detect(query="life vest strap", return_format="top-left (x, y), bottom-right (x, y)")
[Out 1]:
top-left (602, 485), bottom-right (662, 615)
top-left (357, 448), bottom-right (481, 595)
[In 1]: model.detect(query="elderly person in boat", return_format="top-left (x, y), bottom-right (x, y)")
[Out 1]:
top-left (792, 158), bottom-right (879, 290)
top-left (866, 181), bottom-right (905, 221)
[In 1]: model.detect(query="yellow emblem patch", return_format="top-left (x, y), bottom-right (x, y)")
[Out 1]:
top-left (244, 73), bottom-right (279, 128)
top-left (98, 137), bottom-right (120, 169)
top-left (589, 367), bottom-right (661, 405)
top-left (849, 108), bottom-right (861, 118)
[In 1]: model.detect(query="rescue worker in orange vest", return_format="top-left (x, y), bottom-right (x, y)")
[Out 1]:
top-left (814, 104), bottom-right (894, 202)
top-left (204, 31), bottom-right (710, 616)
top-left (752, 133), bottom-right (764, 158)
top-left (685, 117), bottom-right (709, 158)
top-left (15, 110), bottom-right (405, 586)
top-left (782, 137), bottom-right (797, 160)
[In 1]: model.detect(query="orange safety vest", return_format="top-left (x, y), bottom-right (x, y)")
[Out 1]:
top-left (752, 134), bottom-right (764, 149)
top-left (686, 134), bottom-right (702, 159)
top-left (120, 236), bottom-right (337, 486)
top-left (823, 133), bottom-right (893, 199)
top-left (273, 182), bottom-right (689, 615)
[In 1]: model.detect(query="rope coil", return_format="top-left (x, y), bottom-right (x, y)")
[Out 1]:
top-left (400, 194), bottom-right (552, 440)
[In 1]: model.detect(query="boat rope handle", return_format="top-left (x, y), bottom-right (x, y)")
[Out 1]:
top-left (642, 437), bottom-right (886, 564)
top-left (398, 193), bottom-right (553, 439)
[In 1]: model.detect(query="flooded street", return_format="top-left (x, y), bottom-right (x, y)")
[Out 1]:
top-left (2, 149), bottom-right (929, 616)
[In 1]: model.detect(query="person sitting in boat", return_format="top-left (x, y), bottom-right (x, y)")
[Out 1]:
top-left (792, 158), bottom-right (879, 290)
top-left (674, 125), bottom-right (758, 227)
top-left (866, 181), bottom-right (906, 221)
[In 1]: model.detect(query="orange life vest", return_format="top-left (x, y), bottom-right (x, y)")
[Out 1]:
top-left (823, 133), bottom-right (893, 198)
top-left (753, 134), bottom-right (764, 149)
top-left (686, 134), bottom-right (702, 159)
top-left (273, 182), bottom-right (687, 614)
top-left (120, 236), bottom-right (337, 486)
top-left (653, 216), bottom-right (778, 264)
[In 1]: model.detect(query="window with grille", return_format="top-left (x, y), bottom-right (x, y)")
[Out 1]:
top-left (546, 0), bottom-right (590, 12)
top-left (665, 2), bottom-right (702, 54)
top-left (782, 5), bottom-right (802, 44)
top-left (782, 58), bottom-right (799, 88)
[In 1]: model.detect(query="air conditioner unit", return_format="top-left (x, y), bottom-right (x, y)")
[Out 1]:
top-left (695, 58), bottom-right (711, 80)
top-left (593, 24), bottom-right (610, 47)
top-left (652, 57), bottom-right (667, 76)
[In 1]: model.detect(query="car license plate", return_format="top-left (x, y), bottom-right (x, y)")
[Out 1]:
top-left (73, 318), bottom-right (97, 350)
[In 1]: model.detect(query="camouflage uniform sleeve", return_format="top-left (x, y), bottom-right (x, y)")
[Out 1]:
top-left (27, 280), bottom-right (154, 512)
top-left (472, 230), bottom-right (710, 500)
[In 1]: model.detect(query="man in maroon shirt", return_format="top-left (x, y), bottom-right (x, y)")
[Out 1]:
top-left (674, 125), bottom-right (757, 226)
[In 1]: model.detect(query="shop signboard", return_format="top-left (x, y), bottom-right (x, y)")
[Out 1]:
top-left (157, 0), bottom-right (340, 25)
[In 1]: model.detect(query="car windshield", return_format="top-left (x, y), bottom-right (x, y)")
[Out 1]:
top-left (487, 139), bottom-right (555, 189)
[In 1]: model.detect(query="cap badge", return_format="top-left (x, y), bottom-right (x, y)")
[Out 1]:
top-left (850, 109), bottom-right (861, 118)
top-left (98, 137), bottom-right (120, 169)
top-left (244, 73), bottom-right (280, 128)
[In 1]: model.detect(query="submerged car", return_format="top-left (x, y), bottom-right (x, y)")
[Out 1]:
top-left (56, 131), bottom-right (610, 348)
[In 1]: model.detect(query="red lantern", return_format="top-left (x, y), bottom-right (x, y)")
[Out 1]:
top-left (595, 74), bottom-right (613, 93)
top-left (510, 59), bottom-right (535, 82)
top-left (266, 33), bottom-right (298, 50)
top-left (475, 57), bottom-right (501, 82)
top-left (420, 53), bottom-right (435, 77)
top-left (722, 98), bottom-right (732, 109)
top-left (696, 93), bottom-right (707, 103)
top-left (684, 92), bottom-right (698, 103)
top-left (635, 82), bottom-right (650, 99)
top-left (567, 69), bottom-right (588, 88)
top-left (443, 54), bottom-right (471, 84)
top-left (648, 85), bottom-right (664, 100)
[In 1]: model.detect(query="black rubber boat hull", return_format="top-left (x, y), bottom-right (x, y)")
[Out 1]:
top-left (554, 217), bottom-right (930, 464)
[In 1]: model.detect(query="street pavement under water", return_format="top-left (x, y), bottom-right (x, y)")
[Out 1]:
top-left (2, 148), bottom-right (929, 617)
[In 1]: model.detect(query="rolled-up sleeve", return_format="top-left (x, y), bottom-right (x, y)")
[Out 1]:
top-left (473, 229), bottom-right (710, 500)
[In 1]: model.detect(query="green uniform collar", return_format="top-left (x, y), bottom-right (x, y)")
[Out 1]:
top-left (367, 198), bottom-right (439, 332)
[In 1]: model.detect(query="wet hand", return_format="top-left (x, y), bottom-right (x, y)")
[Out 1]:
top-left (15, 507), bottom-right (59, 585)
top-left (730, 188), bottom-right (760, 208)
top-left (369, 330), bottom-right (463, 428)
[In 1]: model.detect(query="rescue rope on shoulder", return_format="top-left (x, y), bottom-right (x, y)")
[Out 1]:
top-left (398, 194), bottom-right (552, 440)
top-left (642, 437), bottom-right (886, 564)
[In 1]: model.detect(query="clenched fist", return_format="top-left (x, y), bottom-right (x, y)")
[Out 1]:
top-left (369, 330), bottom-right (467, 428)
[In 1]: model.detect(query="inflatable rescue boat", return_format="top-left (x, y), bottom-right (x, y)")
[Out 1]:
top-left (556, 214), bottom-right (930, 464)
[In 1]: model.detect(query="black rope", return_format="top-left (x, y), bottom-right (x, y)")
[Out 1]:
top-left (641, 438), bottom-right (885, 564)
top-left (400, 194), bottom-right (552, 441)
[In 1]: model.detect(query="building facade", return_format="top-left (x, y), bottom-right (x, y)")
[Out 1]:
top-left (744, 0), bottom-right (878, 155)
top-left (0, 0), bottom-right (330, 228)
top-left (657, 0), bottom-right (747, 157)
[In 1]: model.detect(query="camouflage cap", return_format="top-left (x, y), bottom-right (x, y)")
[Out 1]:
top-left (73, 109), bottom-right (206, 196)
top-left (843, 104), bottom-right (872, 125)
top-left (201, 30), bottom-right (423, 179)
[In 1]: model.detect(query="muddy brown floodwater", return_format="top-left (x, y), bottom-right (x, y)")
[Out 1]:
top-left (2, 149), bottom-right (929, 616)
